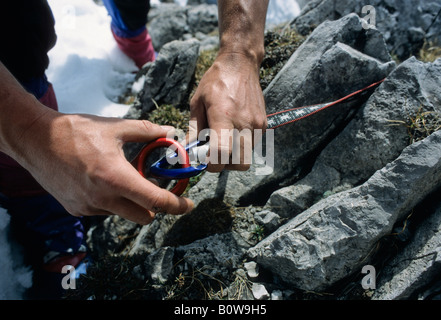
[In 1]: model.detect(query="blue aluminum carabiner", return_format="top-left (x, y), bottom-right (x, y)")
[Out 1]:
top-left (149, 140), bottom-right (208, 180)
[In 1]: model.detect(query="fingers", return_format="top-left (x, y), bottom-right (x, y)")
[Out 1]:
top-left (206, 119), bottom-right (233, 172)
top-left (115, 199), bottom-right (156, 225)
top-left (185, 116), bottom-right (200, 146)
top-left (114, 120), bottom-right (193, 223)
top-left (88, 179), bottom-right (194, 226)
top-left (223, 128), bottom-right (254, 171)
top-left (186, 98), bottom-right (208, 146)
top-left (85, 199), bottom-right (156, 226)
top-left (200, 118), bottom-right (255, 172)
top-left (117, 166), bottom-right (194, 223)
top-left (117, 119), bottom-right (175, 143)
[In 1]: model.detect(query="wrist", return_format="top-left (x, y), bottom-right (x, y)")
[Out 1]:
top-left (0, 93), bottom-right (56, 163)
top-left (215, 48), bottom-right (264, 78)
top-left (217, 0), bottom-right (267, 70)
top-left (218, 41), bottom-right (265, 71)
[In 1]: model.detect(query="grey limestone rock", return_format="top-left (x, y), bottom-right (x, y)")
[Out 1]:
top-left (290, 0), bottom-right (441, 60)
top-left (373, 202), bottom-right (441, 300)
top-left (125, 38), bottom-right (200, 119)
top-left (188, 14), bottom-right (395, 207)
top-left (267, 57), bottom-right (441, 219)
top-left (248, 130), bottom-right (441, 291)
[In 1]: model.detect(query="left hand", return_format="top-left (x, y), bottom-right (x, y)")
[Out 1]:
top-left (188, 51), bottom-right (267, 172)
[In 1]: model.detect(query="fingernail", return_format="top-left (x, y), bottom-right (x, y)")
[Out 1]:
top-left (161, 126), bottom-right (176, 138)
top-left (160, 125), bottom-right (175, 132)
top-left (185, 200), bottom-right (195, 213)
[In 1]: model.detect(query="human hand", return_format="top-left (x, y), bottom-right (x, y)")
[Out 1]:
top-left (188, 52), bottom-right (267, 172)
top-left (15, 110), bottom-right (194, 225)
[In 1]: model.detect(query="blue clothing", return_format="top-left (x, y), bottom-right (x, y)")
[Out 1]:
top-left (1, 0), bottom-right (151, 262)
top-left (20, 75), bottom-right (50, 100)
top-left (102, 0), bottom-right (150, 38)
top-left (0, 193), bottom-right (86, 266)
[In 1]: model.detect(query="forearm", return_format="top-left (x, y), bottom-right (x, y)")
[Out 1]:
top-left (217, 0), bottom-right (269, 68)
top-left (0, 61), bottom-right (54, 161)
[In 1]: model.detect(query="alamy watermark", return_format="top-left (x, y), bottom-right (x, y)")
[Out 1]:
top-left (165, 121), bottom-right (275, 176)
top-left (61, 265), bottom-right (77, 290)
top-left (361, 265), bottom-right (376, 290)
top-left (361, 5), bottom-right (376, 30)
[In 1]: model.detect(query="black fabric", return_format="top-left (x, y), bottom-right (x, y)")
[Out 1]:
top-left (0, 0), bottom-right (57, 82)
top-left (113, 0), bottom-right (150, 31)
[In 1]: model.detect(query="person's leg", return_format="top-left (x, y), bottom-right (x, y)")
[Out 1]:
top-left (103, 0), bottom-right (155, 68)
top-left (0, 76), bottom-right (55, 198)
top-left (0, 76), bottom-right (88, 299)
top-left (0, 1), bottom-right (89, 298)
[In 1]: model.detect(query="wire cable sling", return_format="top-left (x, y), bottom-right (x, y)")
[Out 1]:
top-left (137, 79), bottom-right (385, 196)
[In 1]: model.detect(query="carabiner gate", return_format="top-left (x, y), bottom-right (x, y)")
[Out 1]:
top-left (149, 140), bottom-right (208, 180)
top-left (136, 138), bottom-right (208, 196)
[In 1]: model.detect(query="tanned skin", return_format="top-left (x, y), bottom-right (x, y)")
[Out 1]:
top-left (0, 0), bottom-right (268, 224)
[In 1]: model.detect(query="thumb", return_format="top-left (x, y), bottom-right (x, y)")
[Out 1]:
top-left (118, 119), bottom-right (176, 143)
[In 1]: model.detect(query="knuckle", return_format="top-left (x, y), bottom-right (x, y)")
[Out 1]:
top-left (207, 163), bottom-right (225, 173)
top-left (239, 163), bottom-right (251, 171)
top-left (261, 117), bottom-right (268, 130)
top-left (140, 120), bottom-right (156, 134)
top-left (149, 192), bottom-right (166, 213)
top-left (254, 114), bottom-right (268, 131)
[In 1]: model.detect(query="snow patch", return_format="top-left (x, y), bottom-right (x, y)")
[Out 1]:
top-left (46, 0), bottom-right (132, 118)
top-left (0, 208), bottom-right (33, 300)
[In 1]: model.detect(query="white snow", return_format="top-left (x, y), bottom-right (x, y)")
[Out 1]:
top-left (0, 0), bottom-right (299, 300)
top-left (172, 0), bottom-right (301, 27)
top-left (266, 0), bottom-right (301, 27)
top-left (45, 0), bottom-right (300, 116)
top-left (46, 0), bottom-right (136, 118)
top-left (0, 209), bottom-right (33, 300)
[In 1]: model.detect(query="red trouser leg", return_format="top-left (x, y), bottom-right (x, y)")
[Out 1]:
top-left (112, 27), bottom-right (156, 68)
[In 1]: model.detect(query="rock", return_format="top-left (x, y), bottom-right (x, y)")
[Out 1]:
top-left (254, 210), bottom-right (282, 234)
top-left (162, 199), bottom-right (233, 247)
top-left (83, 1), bottom-right (441, 300)
top-left (295, 0), bottom-right (311, 10)
top-left (148, 4), bottom-right (190, 51)
top-left (148, 4), bottom-right (218, 52)
top-left (129, 212), bottom-right (189, 257)
top-left (271, 290), bottom-right (283, 300)
top-left (188, 13), bottom-right (395, 207)
top-left (252, 283), bottom-right (270, 300)
top-left (175, 232), bottom-right (248, 279)
top-left (187, 4), bottom-right (218, 35)
top-left (373, 201), bottom-right (441, 300)
top-left (226, 269), bottom-right (255, 300)
top-left (144, 246), bottom-right (175, 284)
top-left (125, 38), bottom-right (200, 119)
top-left (267, 57), bottom-right (441, 219)
top-left (290, 0), bottom-right (441, 60)
top-left (248, 130), bottom-right (441, 292)
top-left (418, 279), bottom-right (441, 300)
top-left (86, 215), bottom-right (140, 256)
top-left (127, 199), bottom-right (237, 257)
top-left (187, 0), bottom-right (218, 6)
top-left (244, 261), bottom-right (259, 280)
top-left (196, 34), bottom-right (219, 53)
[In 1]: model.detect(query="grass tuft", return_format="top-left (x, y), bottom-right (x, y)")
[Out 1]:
top-left (387, 107), bottom-right (441, 145)
top-left (418, 41), bottom-right (441, 63)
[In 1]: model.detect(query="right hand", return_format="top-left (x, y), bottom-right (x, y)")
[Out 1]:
top-left (14, 109), bottom-right (194, 225)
